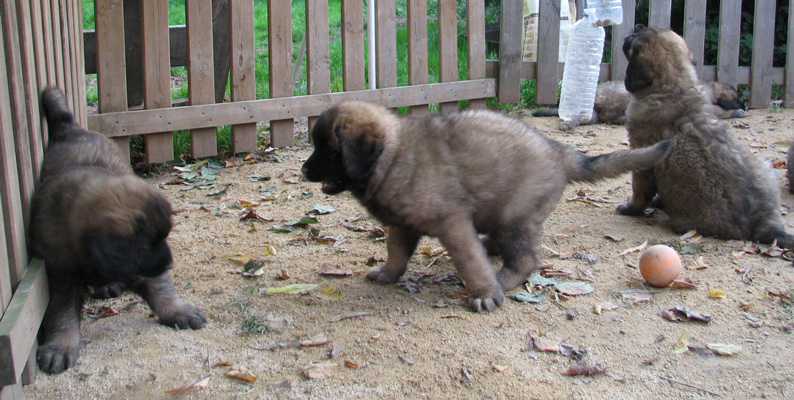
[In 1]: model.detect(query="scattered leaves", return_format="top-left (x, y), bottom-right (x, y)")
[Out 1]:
top-left (706, 343), bottom-right (742, 356)
top-left (563, 360), bottom-right (606, 376)
top-left (708, 289), bottom-right (725, 300)
top-left (224, 365), bottom-right (257, 383)
top-left (671, 277), bottom-right (698, 289)
top-left (303, 363), bottom-right (338, 380)
top-left (316, 285), bottom-right (345, 300)
top-left (555, 282), bottom-right (594, 296)
top-left (672, 332), bottom-right (689, 354)
top-left (329, 312), bottom-right (372, 322)
top-left (319, 263), bottom-right (353, 277)
top-left (685, 256), bottom-right (709, 270)
top-left (264, 283), bottom-right (319, 295)
top-left (311, 204), bottom-right (336, 215)
top-left (661, 305), bottom-right (712, 323)
top-left (617, 240), bottom-right (648, 257)
top-left (163, 375), bottom-right (210, 394)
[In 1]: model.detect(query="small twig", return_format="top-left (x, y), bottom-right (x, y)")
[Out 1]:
top-left (742, 268), bottom-right (752, 284)
top-left (206, 348), bottom-right (211, 374)
top-left (659, 375), bottom-right (721, 397)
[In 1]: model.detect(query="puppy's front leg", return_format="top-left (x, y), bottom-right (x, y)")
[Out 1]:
top-left (437, 217), bottom-right (504, 312)
top-left (132, 273), bottom-right (207, 330)
top-left (618, 169), bottom-right (656, 216)
top-left (37, 279), bottom-right (83, 373)
top-left (367, 226), bottom-right (420, 284)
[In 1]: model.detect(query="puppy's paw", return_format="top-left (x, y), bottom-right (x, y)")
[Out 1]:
top-left (467, 288), bottom-right (505, 313)
top-left (37, 341), bottom-right (80, 374)
top-left (617, 203), bottom-right (645, 216)
top-left (559, 120), bottom-right (579, 131)
top-left (158, 302), bottom-right (207, 330)
top-left (90, 282), bottom-right (125, 299)
top-left (366, 266), bottom-right (402, 284)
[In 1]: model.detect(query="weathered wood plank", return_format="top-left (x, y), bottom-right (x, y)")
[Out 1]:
top-left (88, 79), bottom-right (498, 136)
top-left (57, 0), bottom-right (74, 110)
top-left (783, 0), bottom-right (794, 108)
top-left (212, 0), bottom-right (230, 104)
top-left (610, 0), bottom-right (635, 81)
top-left (648, 0), bottom-right (671, 29)
top-left (142, 0), bottom-right (175, 163)
top-left (716, 1), bottom-right (740, 87)
top-left (407, 0), bottom-right (428, 115)
top-left (229, 0), bottom-right (257, 153)
top-left (341, 0), bottom-right (366, 91)
top-left (376, 0), bottom-right (397, 92)
top-left (750, 0), bottom-right (775, 108)
top-left (1, 0), bottom-right (35, 231)
top-left (0, 259), bottom-right (48, 386)
top-left (40, 0), bottom-right (56, 87)
top-left (498, 0), bottom-right (522, 103)
top-left (267, 0), bottom-right (294, 148)
top-left (95, 0), bottom-right (130, 162)
top-left (438, 0), bottom-right (458, 113)
top-left (186, 0), bottom-right (216, 159)
top-left (683, 0), bottom-right (706, 79)
top-left (72, 0), bottom-right (87, 126)
top-left (536, 0), bottom-right (560, 105)
top-left (466, 0), bottom-right (486, 110)
top-left (0, 31), bottom-right (13, 311)
top-left (50, 0), bottom-right (65, 92)
top-left (28, 0), bottom-right (49, 142)
top-left (15, 0), bottom-right (43, 180)
top-left (306, 0), bottom-right (331, 131)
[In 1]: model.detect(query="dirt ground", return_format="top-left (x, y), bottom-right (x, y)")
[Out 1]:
top-left (23, 105), bottom-right (794, 399)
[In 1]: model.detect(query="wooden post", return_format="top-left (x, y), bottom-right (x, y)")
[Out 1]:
top-left (407, 0), bottom-right (428, 115)
top-left (95, 0), bottom-right (130, 162)
top-left (466, 0), bottom-right (487, 110)
top-left (186, 0), bottom-right (217, 158)
top-left (497, 0), bottom-right (521, 103)
top-left (267, 0), bottom-right (294, 148)
top-left (536, 0), bottom-right (560, 105)
top-left (438, 0), bottom-right (459, 113)
top-left (229, 0), bottom-right (257, 153)
top-left (306, 0), bottom-right (330, 131)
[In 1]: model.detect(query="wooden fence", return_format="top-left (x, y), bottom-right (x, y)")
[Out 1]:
top-left (0, 0), bottom-right (86, 397)
top-left (1, 0), bottom-right (792, 395)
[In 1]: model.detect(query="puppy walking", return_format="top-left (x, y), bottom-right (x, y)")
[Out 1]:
top-left (303, 101), bottom-right (671, 312)
top-left (618, 28), bottom-right (794, 247)
top-left (30, 87), bottom-right (206, 373)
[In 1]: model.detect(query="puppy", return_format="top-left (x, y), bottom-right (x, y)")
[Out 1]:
top-left (617, 28), bottom-right (794, 247)
top-left (30, 87), bottom-right (207, 374)
top-left (532, 80), bottom-right (746, 129)
top-left (302, 101), bottom-right (671, 312)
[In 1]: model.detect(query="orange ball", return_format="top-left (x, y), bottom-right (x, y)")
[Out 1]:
top-left (638, 245), bottom-right (682, 287)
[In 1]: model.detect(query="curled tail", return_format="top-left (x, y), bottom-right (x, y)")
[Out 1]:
top-left (532, 108), bottom-right (560, 118)
top-left (565, 140), bottom-right (673, 183)
top-left (40, 86), bottom-right (76, 136)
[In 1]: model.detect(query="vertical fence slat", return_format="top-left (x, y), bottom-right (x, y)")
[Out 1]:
top-left (341, 0), bottom-right (366, 91)
top-left (186, 0), bottom-right (216, 159)
top-left (73, 0), bottom-right (86, 125)
top-left (229, 0), bottom-right (257, 153)
top-left (95, 0), bottom-right (130, 162)
top-left (15, 0), bottom-right (43, 179)
top-left (750, 0), bottom-right (775, 109)
top-left (787, 1), bottom-right (794, 107)
top-left (498, 0), bottom-right (521, 103)
top-left (716, 0), bottom-right (740, 87)
top-left (466, 0), bottom-right (486, 110)
top-left (376, 0), bottom-right (397, 94)
top-left (267, 0), bottom-right (294, 148)
top-left (438, 0), bottom-right (458, 113)
top-left (57, 0), bottom-right (73, 110)
top-left (648, 0), bottom-right (671, 29)
top-left (0, 24), bottom-right (13, 310)
top-left (536, 0), bottom-right (560, 105)
top-left (610, 0), bottom-right (635, 81)
top-left (50, 0), bottom-right (65, 91)
top-left (40, 0), bottom-right (56, 87)
top-left (0, 12), bottom-right (27, 289)
top-left (143, 0), bottom-right (175, 163)
top-left (1, 0), bottom-right (34, 227)
top-left (683, 0), bottom-right (706, 79)
top-left (29, 0), bottom-right (48, 141)
top-left (407, 0), bottom-right (428, 115)
top-left (306, 0), bottom-right (330, 130)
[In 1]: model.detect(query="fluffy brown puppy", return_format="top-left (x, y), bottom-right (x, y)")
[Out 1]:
top-left (532, 80), bottom-right (746, 129)
top-left (302, 101), bottom-right (671, 312)
top-left (618, 28), bottom-right (794, 247)
top-left (30, 87), bottom-right (207, 374)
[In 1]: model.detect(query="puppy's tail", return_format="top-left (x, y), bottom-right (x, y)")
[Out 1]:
top-left (565, 140), bottom-right (673, 183)
top-left (40, 86), bottom-right (77, 137)
top-left (532, 108), bottom-right (560, 118)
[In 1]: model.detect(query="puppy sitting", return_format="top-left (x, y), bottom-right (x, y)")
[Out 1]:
top-left (29, 87), bottom-right (207, 374)
top-left (618, 28), bottom-right (794, 247)
top-left (302, 101), bottom-right (671, 312)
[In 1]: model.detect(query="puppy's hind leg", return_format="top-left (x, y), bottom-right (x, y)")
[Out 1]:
top-left (37, 280), bottom-right (84, 373)
top-left (367, 226), bottom-right (420, 284)
top-left (436, 217), bottom-right (504, 312)
top-left (495, 223), bottom-right (542, 291)
top-left (132, 273), bottom-right (207, 329)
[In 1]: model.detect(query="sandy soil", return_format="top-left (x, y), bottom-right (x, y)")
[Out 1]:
top-left (23, 106), bottom-right (794, 400)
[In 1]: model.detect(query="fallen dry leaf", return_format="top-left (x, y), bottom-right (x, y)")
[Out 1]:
top-left (671, 277), bottom-right (698, 289)
top-left (329, 312), bottom-right (372, 322)
top-left (163, 375), bottom-right (210, 394)
top-left (303, 363), bottom-right (338, 380)
top-left (224, 365), bottom-right (257, 383)
top-left (661, 305), bottom-right (711, 323)
top-left (532, 336), bottom-right (560, 352)
top-left (618, 240), bottom-right (648, 257)
top-left (685, 256), bottom-right (709, 270)
top-left (604, 234), bottom-right (626, 242)
top-left (708, 289), bottom-right (725, 300)
top-left (562, 360), bottom-right (606, 376)
top-left (491, 363), bottom-right (507, 372)
top-left (319, 263), bottom-right (353, 277)
top-left (706, 343), bottom-right (742, 356)
top-left (673, 332), bottom-right (689, 354)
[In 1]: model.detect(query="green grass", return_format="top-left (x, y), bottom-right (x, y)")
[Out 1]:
top-left (82, 1), bottom-right (528, 160)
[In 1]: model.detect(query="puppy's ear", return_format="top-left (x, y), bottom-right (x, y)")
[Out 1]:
top-left (336, 126), bottom-right (384, 180)
top-left (625, 60), bottom-right (652, 93)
